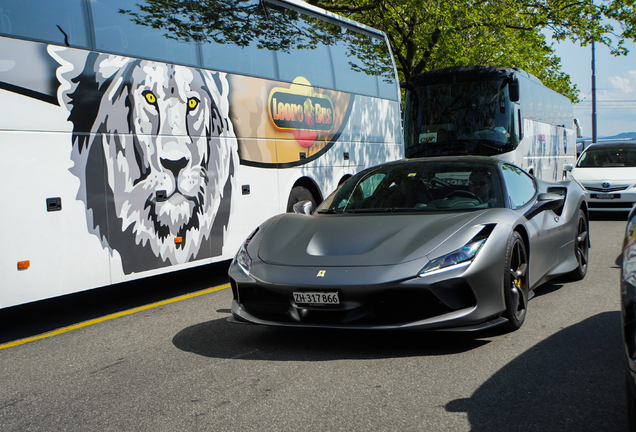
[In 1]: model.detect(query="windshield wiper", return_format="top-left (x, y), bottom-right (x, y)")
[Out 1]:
top-left (350, 207), bottom-right (422, 213)
top-left (316, 208), bottom-right (343, 214)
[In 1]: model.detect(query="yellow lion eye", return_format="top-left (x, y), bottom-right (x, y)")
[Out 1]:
top-left (188, 97), bottom-right (199, 110)
top-left (143, 91), bottom-right (156, 105)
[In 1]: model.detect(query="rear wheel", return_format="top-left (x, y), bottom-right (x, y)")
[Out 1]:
top-left (565, 209), bottom-right (589, 281)
top-left (286, 186), bottom-right (316, 213)
top-left (501, 231), bottom-right (529, 331)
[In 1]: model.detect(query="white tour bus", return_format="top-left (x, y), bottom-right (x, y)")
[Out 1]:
top-left (0, 0), bottom-right (403, 308)
top-left (402, 66), bottom-right (581, 180)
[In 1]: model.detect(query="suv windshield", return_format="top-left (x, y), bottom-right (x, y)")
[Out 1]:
top-left (316, 161), bottom-right (504, 213)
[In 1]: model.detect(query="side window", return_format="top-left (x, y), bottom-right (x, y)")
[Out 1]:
top-left (501, 164), bottom-right (536, 208)
top-left (330, 31), bottom-right (397, 100)
top-left (330, 30), bottom-right (378, 97)
top-left (0, 0), bottom-right (89, 48)
top-left (200, 0), bottom-right (277, 79)
top-left (275, 10), bottom-right (335, 89)
top-left (91, 0), bottom-right (198, 66)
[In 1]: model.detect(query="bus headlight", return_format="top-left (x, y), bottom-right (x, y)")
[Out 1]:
top-left (419, 238), bottom-right (486, 276)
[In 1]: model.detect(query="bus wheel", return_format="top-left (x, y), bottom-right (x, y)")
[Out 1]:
top-left (286, 186), bottom-right (316, 212)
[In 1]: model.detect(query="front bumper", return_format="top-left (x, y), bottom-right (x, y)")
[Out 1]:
top-left (585, 190), bottom-right (636, 212)
top-left (228, 255), bottom-right (507, 331)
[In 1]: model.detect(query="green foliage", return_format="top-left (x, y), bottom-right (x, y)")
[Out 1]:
top-left (309, 0), bottom-right (636, 102)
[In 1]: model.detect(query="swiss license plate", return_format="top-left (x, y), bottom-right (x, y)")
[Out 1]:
top-left (293, 292), bottom-right (340, 305)
top-left (594, 193), bottom-right (618, 199)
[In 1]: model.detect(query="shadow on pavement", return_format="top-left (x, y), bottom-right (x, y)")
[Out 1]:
top-left (446, 311), bottom-right (625, 431)
top-left (173, 318), bottom-right (492, 361)
top-left (0, 260), bottom-right (230, 344)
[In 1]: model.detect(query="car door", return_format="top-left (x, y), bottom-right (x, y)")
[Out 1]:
top-left (501, 164), bottom-right (562, 286)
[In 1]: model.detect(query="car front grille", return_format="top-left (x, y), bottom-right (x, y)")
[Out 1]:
top-left (584, 185), bottom-right (629, 192)
top-left (240, 287), bottom-right (291, 316)
top-left (369, 290), bottom-right (452, 323)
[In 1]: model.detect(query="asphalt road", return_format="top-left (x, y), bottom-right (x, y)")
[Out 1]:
top-left (0, 213), bottom-right (629, 431)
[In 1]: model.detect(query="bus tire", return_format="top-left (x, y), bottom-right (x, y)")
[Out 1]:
top-left (286, 186), bottom-right (316, 213)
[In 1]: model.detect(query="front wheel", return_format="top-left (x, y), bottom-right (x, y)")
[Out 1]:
top-left (501, 231), bottom-right (529, 332)
top-left (564, 209), bottom-right (589, 281)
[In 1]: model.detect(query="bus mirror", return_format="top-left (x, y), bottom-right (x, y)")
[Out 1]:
top-left (574, 118), bottom-right (583, 138)
top-left (509, 78), bottom-right (520, 102)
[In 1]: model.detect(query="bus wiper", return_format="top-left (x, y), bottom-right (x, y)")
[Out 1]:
top-left (463, 139), bottom-right (505, 154)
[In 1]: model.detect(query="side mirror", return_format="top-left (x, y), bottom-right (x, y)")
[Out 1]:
top-left (292, 200), bottom-right (314, 215)
top-left (524, 193), bottom-right (564, 220)
top-left (564, 163), bottom-right (573, 172)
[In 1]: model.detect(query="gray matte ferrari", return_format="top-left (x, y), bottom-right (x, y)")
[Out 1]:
top-left (229, 156), bottom-right (589, 332)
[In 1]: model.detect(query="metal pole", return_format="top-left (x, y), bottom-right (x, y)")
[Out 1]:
top-left (591, 42), bottom-right (597, 143)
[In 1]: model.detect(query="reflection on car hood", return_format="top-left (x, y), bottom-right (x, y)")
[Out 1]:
top-left (572, 167), bottom-right (636, 183)
top-left (258, 211), bottom-right (486, 267)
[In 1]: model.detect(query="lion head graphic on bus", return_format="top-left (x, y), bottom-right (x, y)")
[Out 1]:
top-left (58, 52), bottom-right (239, 273)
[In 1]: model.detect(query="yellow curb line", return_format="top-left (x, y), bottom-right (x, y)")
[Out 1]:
top-left (0, 283), bottom-right (231, 350)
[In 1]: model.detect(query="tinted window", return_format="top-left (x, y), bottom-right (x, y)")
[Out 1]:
top-left (201, 37), bottom-right (277, 80)
top-left (199, 0), bottom-right (277, 79)
top-left (275, 10), bottom-right (335, 89)
top-left (0, 0), bottom-right (88, 47)
top-left (375, 38), bottom-right (398, 100)
top-left (501, 164), bottom-right (536, 208)
top-left (331, 31), bottom-right (396, 99)
top-left (330, 30), bottom-right (378, 97)
top-left (91, 0), bottom-right (198, 66)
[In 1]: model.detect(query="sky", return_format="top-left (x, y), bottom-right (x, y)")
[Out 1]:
top-left (550, 35), bottom-right (636, 138)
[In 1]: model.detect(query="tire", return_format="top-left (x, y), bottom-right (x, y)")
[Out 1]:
top-left (286, 186), bottom-right (316, 213)
top-left (501, 231), bottom-right (529, 332)
top-left (564, 209), bottom-right (589, 281)
top-left (627, 371), bottom-right (636, 432)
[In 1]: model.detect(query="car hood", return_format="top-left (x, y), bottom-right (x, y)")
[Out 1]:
top-left (257, 211), bottom-right (487, 267)
top-left (572, 167), bottom-right (636, 183)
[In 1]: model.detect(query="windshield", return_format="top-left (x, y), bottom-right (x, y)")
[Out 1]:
top-left (403, 78), bottom-right (517, 158)
top-left (577, 146), bottom-right (636, 168)
top-left (316, 161), bottom-right (504, 213)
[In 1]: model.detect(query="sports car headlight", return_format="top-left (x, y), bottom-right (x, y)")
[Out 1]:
top-left (419, 238), bottom-right (486, 276)
top-left (235, 228), bottom-right (259, 275)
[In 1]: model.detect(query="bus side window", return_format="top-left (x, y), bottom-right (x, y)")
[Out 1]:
top-left (330, 30), bottom-right (379, 98)
top-left (275, 11), bottom-right (335, 90)
top-left (200, 0), bottom-right (277, 79)
top-left (91, 0), bottom-right (198, 66)
top-left (519, 77), bottom-right (533, 119)
top-left (0, 0), bottom-right (89, 48)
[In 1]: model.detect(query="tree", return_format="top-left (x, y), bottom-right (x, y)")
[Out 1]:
top-left (307, 0), bottom-right (636, 102)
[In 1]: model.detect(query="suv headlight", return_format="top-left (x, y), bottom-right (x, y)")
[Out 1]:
top-left (419, 238), bottom-right (486, 276)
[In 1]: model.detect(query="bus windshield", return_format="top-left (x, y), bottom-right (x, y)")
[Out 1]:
top-left (404, 78), bottom-right (517, 158)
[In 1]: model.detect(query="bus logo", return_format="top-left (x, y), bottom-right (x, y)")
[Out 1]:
top-left (268, 86), bottom-right (334, 134)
